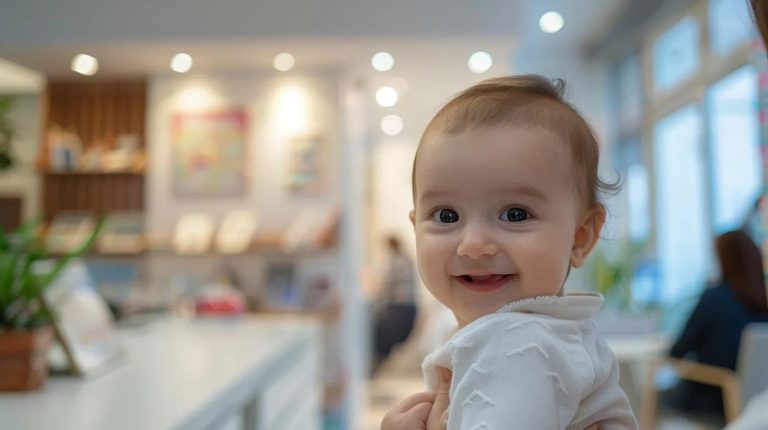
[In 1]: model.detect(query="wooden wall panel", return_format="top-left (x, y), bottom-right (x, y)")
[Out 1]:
top-left (0, 196), bottom-right (23, 231)
top-left (43, 173), bottom-right (144, 223)
top-left (45, 80), bottom-right (146, 150)
top-left (41, 80), bottom-right (147, 224)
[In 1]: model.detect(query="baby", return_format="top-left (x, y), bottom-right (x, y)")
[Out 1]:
top-left (382, 75), bottom-right (637, 430)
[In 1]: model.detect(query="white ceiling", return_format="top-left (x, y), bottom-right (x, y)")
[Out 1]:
top-left (0, 0), bottom-right (627, 79)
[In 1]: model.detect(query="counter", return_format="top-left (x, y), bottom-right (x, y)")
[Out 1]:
top-left (0, 316), bottom-right (322, 430)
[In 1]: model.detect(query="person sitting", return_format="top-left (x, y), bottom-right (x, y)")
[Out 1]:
top-left (663, 230), bottom-right (768, 421)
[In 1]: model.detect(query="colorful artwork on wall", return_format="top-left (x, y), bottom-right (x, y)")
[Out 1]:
top-left (287, 135), bottom-right (325, 193)
top-left (172, 109), bottom-right (247, 197)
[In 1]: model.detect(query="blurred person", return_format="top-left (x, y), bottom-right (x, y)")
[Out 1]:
top-left (701, 5), bottom-right (768, 429)
top-left (662, 231), bottom-right (768, 421)
top-left (372, 235), bottom-right (418, 373)
top-left (382, 75), bottom-right (635, 430)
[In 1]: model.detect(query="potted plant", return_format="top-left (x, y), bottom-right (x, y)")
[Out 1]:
top-left (0, 96), bottom-right (15, 171)
top-left (0, 219), bottom-right (101, 391)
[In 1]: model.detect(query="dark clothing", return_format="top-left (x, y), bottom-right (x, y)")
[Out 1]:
top-left (371, 250), bottom-right (418, 373)
top-left (664, 284), bottom-right (768, 415)
top-left (373, 304), bottom-right (417, 371)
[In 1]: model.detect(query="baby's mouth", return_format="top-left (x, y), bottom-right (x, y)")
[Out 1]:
top-left (456, 274), bottom-right (514, 292)
top-left (460, 274), bottom-right (510, 283)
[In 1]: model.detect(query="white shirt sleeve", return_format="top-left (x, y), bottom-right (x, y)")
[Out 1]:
top-left (444, 317), bottom-right (582, 430)
top-left (423, 310), bottom-right (638, 430)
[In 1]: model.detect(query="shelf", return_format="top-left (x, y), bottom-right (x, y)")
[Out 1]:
top-left (43, 171), bottom-right (144, 176)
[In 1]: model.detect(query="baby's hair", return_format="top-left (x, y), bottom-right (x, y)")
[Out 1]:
top-left (413, 74), bottom-right (619, 210)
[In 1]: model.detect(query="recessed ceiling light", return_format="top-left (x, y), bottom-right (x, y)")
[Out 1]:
top-left (371, 52), bottom-right (394, 72)
top-left (375, 86), bottom-right (398, 107)
top-left (381, 114), bottom-right (404, 136)
top-left (273, 53), bottom-right (295, 72)
top-left (71, 54), bottom-right (98, 76)
top-left (468, 51), bottom-right (493, 74)
top-left (539, 11), bottom-right (564, 34)
top-left (171, 53), bottom-right (193, 73)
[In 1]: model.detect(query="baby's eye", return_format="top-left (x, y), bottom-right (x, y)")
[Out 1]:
top-left (432, 208), bottom-right (459, 224)
top-left (500, 207), bottom-right (529, 222)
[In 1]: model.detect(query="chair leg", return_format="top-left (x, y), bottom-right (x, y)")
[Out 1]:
top-left (639, 360), bottom-right (659, 430)
top-left (721, 376), bottom-right (742, 423)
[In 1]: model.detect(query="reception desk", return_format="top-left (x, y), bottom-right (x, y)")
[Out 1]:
top-left (0, 316), bottom-right (322, 430)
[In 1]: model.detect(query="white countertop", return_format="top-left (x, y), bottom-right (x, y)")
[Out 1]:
top-left (0, 316), bottom-right (320, 430)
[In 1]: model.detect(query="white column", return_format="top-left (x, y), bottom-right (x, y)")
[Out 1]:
top-left (339, 75), bottom-right (368, 429)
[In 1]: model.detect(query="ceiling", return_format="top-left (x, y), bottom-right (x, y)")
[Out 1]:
top-left (0, 0), bottom-right (628, 80)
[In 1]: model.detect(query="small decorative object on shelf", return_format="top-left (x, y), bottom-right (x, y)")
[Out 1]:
top-left (46, 212), bottom-right (97, 255)
top-left (97, 211), bottom-right (145, 254)
top-left (46, 124), bottom-right (83, 172)
top-left (173, 213), bottom-right (215, 254)
top-left (0, 218), bottom-right (102, 391)
top-left (215, 210), bottom-right (258, 254)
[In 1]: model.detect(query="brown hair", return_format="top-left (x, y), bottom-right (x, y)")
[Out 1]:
top-left (412, 75), bottom-right (618, 210)
top-left (716, 230), bottom-right (768, 314)
top-left (751, 0), bottom-right (768, 47)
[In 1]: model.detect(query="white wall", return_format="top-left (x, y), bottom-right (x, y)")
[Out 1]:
top-left (146, 71), bottom-right (341, 238)
top-left (0, 94), bottom-right (41, 221)
top-left (0, 58), bottom-right (43, 93)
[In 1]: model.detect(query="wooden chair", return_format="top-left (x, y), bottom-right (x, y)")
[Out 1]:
top-left (640, 323), bottom-right (768, 429)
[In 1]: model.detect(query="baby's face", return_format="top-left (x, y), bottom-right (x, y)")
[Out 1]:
top-left (411, 125), bottom-right (586, 326)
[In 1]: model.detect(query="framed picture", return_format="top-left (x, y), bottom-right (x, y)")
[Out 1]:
top-left (171, 109), bottom-right (248, 197)
top-left (287, 135), bottom-right (325, 193)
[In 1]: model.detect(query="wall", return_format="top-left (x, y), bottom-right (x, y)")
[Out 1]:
top-left (0, 94), bottom-right (41, 221)
top-left (146, 71), bottom-right (341, 238)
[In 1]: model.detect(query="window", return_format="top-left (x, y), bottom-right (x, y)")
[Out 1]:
top-left (627, 163), bottom-right (651, 243)
top-left (709, 0), bottom-right (755, 55)
top-left (653, 106), bottom-right (709, 302)
top-left (708, 65), bottom-right (761, 232)
top-left (652, 16), bottom-right (700, 92)
top-left (616, 55), bottom-right (644, 132)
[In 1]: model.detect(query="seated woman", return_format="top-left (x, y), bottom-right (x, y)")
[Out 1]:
top-left (663, 231), bottom-right (768, 420)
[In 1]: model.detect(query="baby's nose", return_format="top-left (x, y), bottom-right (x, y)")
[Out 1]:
top-left (456, 222), bottom-right (498, 259)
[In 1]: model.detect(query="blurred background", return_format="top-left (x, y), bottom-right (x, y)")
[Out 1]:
top-left (0, 0), bottom-right (765, 429)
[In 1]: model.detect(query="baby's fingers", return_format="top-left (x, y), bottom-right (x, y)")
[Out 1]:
top-left (395, 392), bottom-right (436, 413)
top-left (381, 393), bottom-right (436, 430)
top-left (410, 401), bottom-right (433, 423)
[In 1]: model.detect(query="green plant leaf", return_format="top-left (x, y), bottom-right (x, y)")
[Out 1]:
top-left (0, 253), bottom-right (19, 304)
top-left (0, 226), bottom-right (10, 252)
top-left (0, 216), bottom-right (103, 329)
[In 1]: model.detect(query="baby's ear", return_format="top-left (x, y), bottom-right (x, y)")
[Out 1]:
top-left (409, 210), bottom-right (416, 226)
top-left (570, 206), bottom-right (606, 268)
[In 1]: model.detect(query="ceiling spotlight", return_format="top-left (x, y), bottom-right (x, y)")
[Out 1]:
top-left (71, 54), bottom-right (98, 76)
top-left (539, 11), bottom-right (564, 34)
top-left (375, 86), bottom-right (398, 107)
top-left (381, 114), bottom-right (404, 136)
top-left (371, 52), bottom-right (394, 72)
top-left (468, 51), bottom-right (493, 74)
top-left (273, 53), bottom-right (295, 72)
top-left (171, 53), bottom-right (193, 73)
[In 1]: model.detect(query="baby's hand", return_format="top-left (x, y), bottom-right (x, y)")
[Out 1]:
top-left (381, 392), bottom-right (435, 430)
top-left (426, 367), bottom-right (452, 430)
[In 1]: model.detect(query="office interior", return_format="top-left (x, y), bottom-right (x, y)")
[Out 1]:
top-left (0, 0), bottom-right (766, 429)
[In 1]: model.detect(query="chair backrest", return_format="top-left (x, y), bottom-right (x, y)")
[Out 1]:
top-left (738, 322), bottom-right (768, 404)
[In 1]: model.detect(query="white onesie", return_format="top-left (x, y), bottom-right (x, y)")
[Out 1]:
top-left (422, 293), bottom-right (638, 430)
